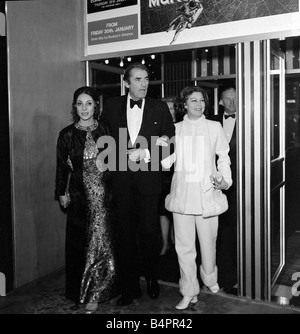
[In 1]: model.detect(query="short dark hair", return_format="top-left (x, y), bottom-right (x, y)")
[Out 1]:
top-left (123, 62), bottom-right (150, 84)
top-left (71, 86), bottom-right (100, 122)
top-left (178, 86), bottom-right (210, 115)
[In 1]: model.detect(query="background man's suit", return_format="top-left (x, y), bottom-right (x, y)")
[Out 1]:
top-left (207, 112), bottom-right (237, 292)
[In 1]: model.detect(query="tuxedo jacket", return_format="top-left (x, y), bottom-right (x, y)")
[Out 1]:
top-left (101, 95), bottom-right (175, 196)
top-left (206, 113), bottom-right (236, 197)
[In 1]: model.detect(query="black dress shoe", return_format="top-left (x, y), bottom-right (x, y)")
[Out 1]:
top-left (146, 279), bottom-right (160, 299)
top-left (116, 295), bottom-right (133, 306)
top-left (69, 303), bottom-right (80, 310)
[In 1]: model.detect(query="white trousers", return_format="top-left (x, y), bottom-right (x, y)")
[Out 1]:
top-left (173, 213), bottom-right (219, 297)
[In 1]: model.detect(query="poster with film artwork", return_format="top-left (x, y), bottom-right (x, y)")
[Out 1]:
top-left (141, 0), bottom-right (299, 45)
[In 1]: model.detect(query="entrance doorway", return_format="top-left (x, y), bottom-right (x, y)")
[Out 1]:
top-left (271, 39), bottom-right (300, 307)
top-left (88, 43), bottom-right (238, 291)
top-left (86, 37), bottom-right (300, 308)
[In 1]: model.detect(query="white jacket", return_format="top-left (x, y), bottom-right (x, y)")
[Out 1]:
top-left (163, 115), bottom-right (232, 215)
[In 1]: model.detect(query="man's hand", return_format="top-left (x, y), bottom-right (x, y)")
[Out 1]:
top-left (156, 136), bottom-right (168, 147)
top-left (127, 148), bottom-right (146, 162)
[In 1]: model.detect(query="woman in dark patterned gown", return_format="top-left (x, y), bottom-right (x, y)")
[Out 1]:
top-left (55, 86), bottom-right (119, 313)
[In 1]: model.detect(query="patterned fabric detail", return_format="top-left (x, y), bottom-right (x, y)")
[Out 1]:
top-left (79, 126), bottom-right (118, 304)
top-left (75, 120), bottom-right (98, 132)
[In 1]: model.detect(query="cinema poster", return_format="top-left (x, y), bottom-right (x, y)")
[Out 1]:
top-left (141, 0), bottom-right (299, 45)
top-left (85, 0), bottom-right (300, 57)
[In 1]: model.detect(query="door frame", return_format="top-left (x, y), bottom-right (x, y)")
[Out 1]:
top-left (266, 41), bottom-right (286, 295)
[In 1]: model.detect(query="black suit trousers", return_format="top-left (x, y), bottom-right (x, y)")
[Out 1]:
top-left (112, 173), bottom-right (161, 299)
top-left (216, 186), bottom-right (237, 290)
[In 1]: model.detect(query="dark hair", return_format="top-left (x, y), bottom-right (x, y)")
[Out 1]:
top-left (123, 62), bottom-right (150, 84)
top-left (71, 86), bottom-right (100, 122)
top-left (178, 86), bottom-right (210, 115)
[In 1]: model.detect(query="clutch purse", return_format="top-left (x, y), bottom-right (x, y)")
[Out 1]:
top-left (202, 186), bottom-right (228, 218)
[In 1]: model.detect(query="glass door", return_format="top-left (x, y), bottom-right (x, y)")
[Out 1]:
top-left (268, 40), bottom-right (286, 289)
top-left (270, 39), bottom-right (300, 308)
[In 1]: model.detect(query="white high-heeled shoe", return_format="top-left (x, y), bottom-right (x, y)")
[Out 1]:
top-left (209, 283), bottom-right (220, 293)
top-left (85, 302), bottom-right (98, 314)
top-left (175, 296), bottom-right (198, 310)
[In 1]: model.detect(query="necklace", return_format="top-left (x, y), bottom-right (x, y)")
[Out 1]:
top-left (75, 120), bottom-right (98, 131)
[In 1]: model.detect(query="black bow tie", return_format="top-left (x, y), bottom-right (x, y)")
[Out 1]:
top-left (224, 114), bottom-right (236, 119)
top-left (130, 99), bottom-right (143, 109)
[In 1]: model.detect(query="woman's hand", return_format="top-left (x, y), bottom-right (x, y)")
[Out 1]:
top-left (59, 193), bottom-right (71, 209)
top-left (210, 172), bottom-right (228, 191)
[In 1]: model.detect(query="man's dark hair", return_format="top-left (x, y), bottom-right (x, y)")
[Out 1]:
top-left (123, 62), bottom-right (150, 84)
top-left (220, 86), bottom-right (236, 99)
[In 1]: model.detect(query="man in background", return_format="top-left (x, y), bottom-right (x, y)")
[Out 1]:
top-left (208, 86), bottom-right (237, 294)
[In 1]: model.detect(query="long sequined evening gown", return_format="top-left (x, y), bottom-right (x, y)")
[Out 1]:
top-left (55, 120), bottom-right (118, 304)
top-left (79, 124), bottom-right (119, 304)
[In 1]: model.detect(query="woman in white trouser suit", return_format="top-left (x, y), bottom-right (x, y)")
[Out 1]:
top-left (163, 86), bottom-right (232, 310)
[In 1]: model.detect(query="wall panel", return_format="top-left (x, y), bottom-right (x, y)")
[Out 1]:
top-left (6, 0), bottom-right (85, 287)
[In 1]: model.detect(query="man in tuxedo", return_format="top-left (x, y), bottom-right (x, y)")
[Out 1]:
top-left (100, 63), bottom-right (175, 306)
top-left (208, 86), bottom-right (237, 294)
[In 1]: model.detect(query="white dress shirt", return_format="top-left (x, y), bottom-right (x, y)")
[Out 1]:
top-left (126, 94), bottom-right (150, 162)
top-left (127, 94), bottom-right (145, 145)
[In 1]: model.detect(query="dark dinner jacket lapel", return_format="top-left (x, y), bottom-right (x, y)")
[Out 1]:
top-left (137, 99), bottom-right (149, 138)
top-left (120, 97), bottom-right (128, 128)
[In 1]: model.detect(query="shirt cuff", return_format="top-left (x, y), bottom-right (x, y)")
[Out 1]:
top-left (161, 153), bottom-right (176, 169)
